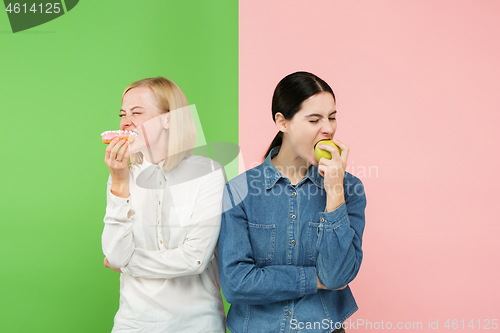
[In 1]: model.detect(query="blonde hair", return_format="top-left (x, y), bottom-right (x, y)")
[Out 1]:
top-left (123, 77), bottom-right (196, 170)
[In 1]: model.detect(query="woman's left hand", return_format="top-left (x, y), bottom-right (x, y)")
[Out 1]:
top-left (317, 138), bottom-right (349, 212)
top-left (104, 257), bottom-right (122, 273)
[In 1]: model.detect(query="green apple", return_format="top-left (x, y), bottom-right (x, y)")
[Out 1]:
top-left (314, 140), bottom-right (342, 162)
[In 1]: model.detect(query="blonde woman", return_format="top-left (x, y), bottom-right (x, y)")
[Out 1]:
top-left (102, 77), bottom-right (226, 332)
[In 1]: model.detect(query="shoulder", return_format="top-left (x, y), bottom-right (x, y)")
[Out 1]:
top-left (224, 163), bottom-right (265, 204)
top-left (183, 154), bottom-right (223, 172)
top-left (179, 155), bottom-right (225, 178)
top-left (343, 171), bottom-right (366, 207)
top-left (344, 171), bottom-right (363, 187)
top-left (226, 163), bottom-right (264, 190)
top-left (165, 155), bottom-right (226, 189)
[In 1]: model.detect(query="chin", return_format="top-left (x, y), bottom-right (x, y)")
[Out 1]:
top-left (308, 156), bottom-right (318, 167)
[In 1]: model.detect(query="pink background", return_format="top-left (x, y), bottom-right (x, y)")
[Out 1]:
top-left (239, 0), bottom-right (500, 330)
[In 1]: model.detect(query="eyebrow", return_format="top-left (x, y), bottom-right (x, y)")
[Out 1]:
top-left (120, 106), bottom-right (144, 112)
top-left (305, 111), bottom-right (337, 117)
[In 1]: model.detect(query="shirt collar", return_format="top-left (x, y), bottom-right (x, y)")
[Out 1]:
top-left (136, 158), bottom-right (174, 181)
top-left (263, 146), bottom-right (324, 190)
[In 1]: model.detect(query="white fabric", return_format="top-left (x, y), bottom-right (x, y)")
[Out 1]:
top-left (102, 155), bottom-right (226, 333)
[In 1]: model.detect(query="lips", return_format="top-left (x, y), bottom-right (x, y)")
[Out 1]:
top-left (121, 128), bottom-right (138, 135)
top-left (315, 138), bottom-right (332, 147)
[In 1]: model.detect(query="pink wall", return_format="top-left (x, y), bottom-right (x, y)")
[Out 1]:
top-left (239, 0), bottom-right (500, 330)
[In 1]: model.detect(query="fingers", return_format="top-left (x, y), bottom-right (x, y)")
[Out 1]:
top-left (111, 139), bottom-right (125, 160)
top-left (317, 143), bottom-right (339, 156)
top-left (331, 138), bottom-right (349, 163)
top-left (317, 163), bottom-right (327, 177)
top-left (105, 138), bottom-right (129, 165)
top-left (116, 141), bottom-right (129, 163)
top-left (122, 142), bottom-right (130, 162)
top-left (104, 137), bottom-right (120, 162)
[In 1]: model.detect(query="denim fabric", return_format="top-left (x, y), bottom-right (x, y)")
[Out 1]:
top-left (218, 147), bottom-right (367, 333)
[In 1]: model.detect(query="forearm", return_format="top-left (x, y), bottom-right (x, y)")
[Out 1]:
top-left (219, 261), bottom-right (317, 305)
top-left (102, 219), bottom-right (135, 268)
top-left (121, 223), bottom-right (220, 279)
top-left (102, 182), bottom-right (135, 268)
top-left (316, 202), bottom-right (363, 290)
top-left (110, 181), bottom-right (129, 198)
top-left (326, 191), bottom-right (345, 213)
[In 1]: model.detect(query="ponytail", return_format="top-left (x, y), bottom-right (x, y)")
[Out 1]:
top-left (263, 131), bottom-right (283, 161)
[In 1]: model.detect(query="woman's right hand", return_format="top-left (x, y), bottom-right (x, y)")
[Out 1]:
top-left (317, 275), bottom-right (347, 291)
top-left (317, 275), bottom-right (328, 290)
top-left (105, 138), bottom-right (130, 198)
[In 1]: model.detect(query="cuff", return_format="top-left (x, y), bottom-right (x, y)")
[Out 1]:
top-left (319, 202), bottom-right (348, 228)
top-left (299, 266), bottom-right (318, 297)
top-left (121, 264), bottom-right (131, 276)
top-left (105, 189), bottom-right (135, 221)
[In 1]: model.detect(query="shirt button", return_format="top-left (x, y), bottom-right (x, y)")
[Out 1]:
top-left (292, 192), bottom-right (297, 197)
top-left (291, 215), bottom-right (296, 220)
top-left (160, 181), bottom-right (162, 185)
top-left (126, 200), bottom-right (129, 203)
top-left (291, 240), bottom-right (296, 246)
top-left (286, 311), bottom-right (291, 316)
top-left (159, 201), bottom-right (161, 205)
top-left (197, 260), bottom-right (201, 265)
top-left (160, 240), bottom-right (163, 244)
top-left (321, 218), bottom-right (325, 223)
top-left (158, 221), bottom-right (160, 225)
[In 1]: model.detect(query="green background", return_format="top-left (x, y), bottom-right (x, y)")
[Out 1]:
top-left (0, 1), bottom-right (237, 332)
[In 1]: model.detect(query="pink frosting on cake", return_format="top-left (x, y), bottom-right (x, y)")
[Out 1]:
top-left (101, 130), bottom-right (138, 143)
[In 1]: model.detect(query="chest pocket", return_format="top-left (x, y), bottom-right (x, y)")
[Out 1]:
top-left (248, 222), bottom-right (276, 263)
top-left (306, 222), bottom-right (321, 262)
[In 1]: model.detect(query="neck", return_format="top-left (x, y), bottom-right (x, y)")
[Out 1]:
top-left (271, 142), bottom-right (311, 185)
top-left (141, 131), bottom-right (169, 165)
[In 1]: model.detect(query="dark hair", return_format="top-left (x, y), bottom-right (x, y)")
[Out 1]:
top-left (263, 71), bottom-right (335, 160)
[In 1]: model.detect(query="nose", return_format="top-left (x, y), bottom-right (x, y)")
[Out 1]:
top-left (321, 118), bottom-right (335, 135)
top-left (120, 115), bottom-right (132, 130)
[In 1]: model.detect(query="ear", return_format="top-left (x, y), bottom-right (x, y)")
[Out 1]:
top-left (162, 112), bottom-right (170, 130)
top-left (274, 112), bottom-right (288, 132)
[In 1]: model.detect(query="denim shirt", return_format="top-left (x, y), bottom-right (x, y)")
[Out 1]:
top-left (218, 147), bottom-right (367, 333)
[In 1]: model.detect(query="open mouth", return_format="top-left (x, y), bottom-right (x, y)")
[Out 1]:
top-left (315, 138), bottom-right (332, 147)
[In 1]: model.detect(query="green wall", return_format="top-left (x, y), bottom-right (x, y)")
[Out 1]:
top-left (0, 1), bottom-right (237, 331)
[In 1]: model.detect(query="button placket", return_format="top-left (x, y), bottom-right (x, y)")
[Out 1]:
top-left (287, 185), bottom-right (299, 264)
top-left (157, 185), bottom-right (165, 249)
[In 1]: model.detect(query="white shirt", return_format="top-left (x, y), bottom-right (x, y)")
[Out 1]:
top-left (102, 155), bottom-right (226, 333)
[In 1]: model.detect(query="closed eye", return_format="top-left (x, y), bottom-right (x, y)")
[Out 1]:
top-left (120, 112), bottom-right (141, 117)
top-left (310, 118), bottom-right (335, 123)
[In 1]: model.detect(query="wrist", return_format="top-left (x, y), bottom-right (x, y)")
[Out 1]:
top-left (111, 182), bottom-right (130, 198)
top-left (326, 196), bottom-right (344, 212)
